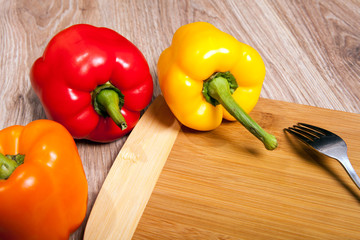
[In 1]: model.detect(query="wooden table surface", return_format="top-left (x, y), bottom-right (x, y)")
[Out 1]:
top-left (1, 0), bottom-right (359, 239)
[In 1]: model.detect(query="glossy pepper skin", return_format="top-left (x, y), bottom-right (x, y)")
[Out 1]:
top-left (158, 22), bottom-right (277, 150)
top-left (0, 120), bottom-right (88, 240)
top-left (31, 24), bottom-right (153, 142)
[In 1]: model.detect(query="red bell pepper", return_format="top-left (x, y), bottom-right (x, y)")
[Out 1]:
top-left (30, 24), bottom-right (153, 142)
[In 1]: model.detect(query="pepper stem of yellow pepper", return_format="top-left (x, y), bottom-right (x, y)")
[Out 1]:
top-left (92, 83), bottom-right (127, 130)
top-left (0, 153), bottom-right (25, 179)
top-left (203, 72), bottom-right (278, 150)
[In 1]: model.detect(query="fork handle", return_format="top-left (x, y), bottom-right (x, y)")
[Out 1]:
top-left (338, 156), bottom-right (360, 190)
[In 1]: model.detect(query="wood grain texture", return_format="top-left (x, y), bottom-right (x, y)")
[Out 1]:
top-left (84, 96), bottom-right (180, 240)
top-left (0, 0), bottom-right (359, 239)
top-left (133, 98), bottom-right (360, 240)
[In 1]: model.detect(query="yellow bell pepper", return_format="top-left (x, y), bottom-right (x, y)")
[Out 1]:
top-left (157, 22), bottom-right (277, 150)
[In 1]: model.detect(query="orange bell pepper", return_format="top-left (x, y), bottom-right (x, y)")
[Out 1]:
top-left (0, 120), bottom-right (88, 240)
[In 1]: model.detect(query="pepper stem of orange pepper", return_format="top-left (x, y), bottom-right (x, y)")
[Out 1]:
top-left (203, 72), bottom-right (278, 150)
top-left (93, 83), bottom-right (127, 130)
top-left (0, 153), bottom-right (25, 179)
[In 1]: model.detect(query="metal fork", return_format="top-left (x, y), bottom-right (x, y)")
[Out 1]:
top-left (284, 123), bottom-right (360, 190)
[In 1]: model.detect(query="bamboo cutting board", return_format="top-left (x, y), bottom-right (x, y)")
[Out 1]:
top-left (86, 96), bottom-right (360, 240)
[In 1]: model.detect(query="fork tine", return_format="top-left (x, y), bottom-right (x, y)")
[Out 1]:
top-left (294, 125), bottom-right (323, 138)
top-left (290, 126), bottom-right (319, 140)
top-left (284, 127), bottom-right (313, 145)
top-left (298, 123), bottom-right (335, 136)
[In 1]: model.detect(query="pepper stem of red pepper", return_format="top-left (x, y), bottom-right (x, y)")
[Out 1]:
top-left (203, 72), bottom-right (278, 150)
top-left (0, 153), bottom-right (25, 179)
top-left (93, 83), bottom-right (127, 130)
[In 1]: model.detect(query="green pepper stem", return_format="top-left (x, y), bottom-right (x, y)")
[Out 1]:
top-left (206, 76), bottom-right (278, 150)
top-left (0, 153), bottom-right (24, 180)
top-left (96, 89), bottom-right (127, 130)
